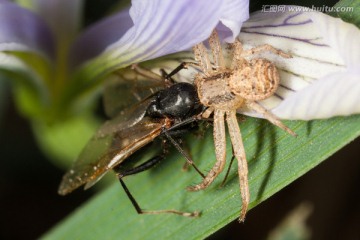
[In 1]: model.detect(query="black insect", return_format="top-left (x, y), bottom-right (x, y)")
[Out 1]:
top-left (58, 67), bottom-right (205, 217)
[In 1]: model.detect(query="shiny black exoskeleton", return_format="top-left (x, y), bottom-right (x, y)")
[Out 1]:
top-left (146, 82), bottom-right (202, 120)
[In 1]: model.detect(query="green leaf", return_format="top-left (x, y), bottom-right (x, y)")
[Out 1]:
top-left (331, 0), bottom-right (360, 27)
top-left (42, 115), bottom-right (360, 239)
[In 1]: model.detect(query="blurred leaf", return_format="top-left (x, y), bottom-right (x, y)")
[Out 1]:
top-left (267, 202), bottom-right (313, 240)
top-left (33, 115), bottom-right (100, 168)
top-left (0, 52), bottom-right (50, 119)
top-left (43, 115), bottom-right (360, 239)
top-left (331, 0), bottom-right (360, 27)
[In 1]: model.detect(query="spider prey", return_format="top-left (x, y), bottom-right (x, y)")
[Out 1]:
top-left (58, 66), bottom-right (206, 217)
top-left (170, 30), bottom-right (297, 222)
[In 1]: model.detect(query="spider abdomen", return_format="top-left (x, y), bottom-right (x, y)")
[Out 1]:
top-left (230, 59), bottom-right (280, 101)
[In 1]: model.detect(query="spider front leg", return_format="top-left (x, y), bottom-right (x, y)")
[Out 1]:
top-left (132, 64), bottom-right (175, 87)
top-left (226, 110), bottom-right (250, 222)
top-left (187, 109), bottom-right (227, 191)
top-left (209, 30), bottom-right (226, 70)
top-left (241, 44), bottom-right (292, 59)
top-left (231, 39), bottom-right (245, 69)
top-left (193, 42), bottom-right (213, 73)
top-left (131, 64), bottom-right (164, 82)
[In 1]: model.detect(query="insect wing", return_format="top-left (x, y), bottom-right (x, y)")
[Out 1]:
top-left (103, 55), bottom-right (204, 118)
top-left (98, 97), bottom-right (154, 137)
top-left (104, 67), bottom-right (165, 118)
top-left (58, 113), bottom-right (164, 195)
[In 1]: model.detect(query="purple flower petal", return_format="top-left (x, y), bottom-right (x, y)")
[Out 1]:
top-left (0, 1), bottom-right (54, 59)
top-left (30, 0), bottom-right (83, 52)
top-left (70, 8), bottom-right (133, 68)
top-left (73, 0), bottom-right (249, 75)
top-left (217, 0), bottom-right (249, 42)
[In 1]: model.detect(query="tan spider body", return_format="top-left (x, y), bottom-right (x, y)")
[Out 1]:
top-left (188, 30), bottom-right (296, 221)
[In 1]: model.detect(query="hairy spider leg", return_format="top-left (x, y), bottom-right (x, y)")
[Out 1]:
top-left (131, 63), bottom-right (164, 82)
top-left (193, 42), bottom-right (213, 73)
top-left (240, 43), bottom-right (292, 58)
top-left (187, 109), bottom-right (227, 191)
top-left (246, 101), bottom-right (297, 137)
top-left (226, 110), bottom-right (249, 222)
top-left (208, 30), bottom-right (226, 70)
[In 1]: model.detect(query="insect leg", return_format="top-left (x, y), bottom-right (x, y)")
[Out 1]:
top-left (187, 109), bottom-right (227, 191)
top-left (115, 155), bottom-right (199, 217)
top-left (166, 115), bottom-right (201, 132)
top-left (209, 30), bottom-right (226, 69)
top-left (164, 62), bottom-right (200, 80)
top-left (241, 44), bottom-right (292, 58)
top-left (162, 130), bottom-right (205, 179)
top-left (118, 179), bottom-right (199, 217)
top-left (226, 110), bottom-right (250, 222)
top-left (159, 69), bottom-right (175, 86)
top-left (115, 155), bottom-right (164, 178)
top-left (246, 101), bottom-right (297, 136)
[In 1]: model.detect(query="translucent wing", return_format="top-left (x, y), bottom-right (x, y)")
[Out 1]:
top-left (103, 56), bottom-right (202, 118)
top-left (103, 67), bottom-right (165, 118)
top-left (58, 110), bottom-right (165, 195)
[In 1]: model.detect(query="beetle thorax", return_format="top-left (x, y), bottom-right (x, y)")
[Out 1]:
top-left (194, 70), bottom-right (245, 110)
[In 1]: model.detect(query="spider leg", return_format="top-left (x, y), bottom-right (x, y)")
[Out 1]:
top-left (201, 107), bottom-right (214, 119)
top-left (241, 44), bottom-right (292, 58)
top-left (231, 39), bottom-right (244, 69)
top-left (193, 42), bottom-right (212, 73)
top-left (226, 110), bottom-right (250, 222)
top-left (187, 109), bottom-right (226, 191)
top-left (131, 64), bottom-right (164, 82)
top-left (246, 101), bottom-right (297, 137)
top-left (209, 30), bottom-right (226, 70)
